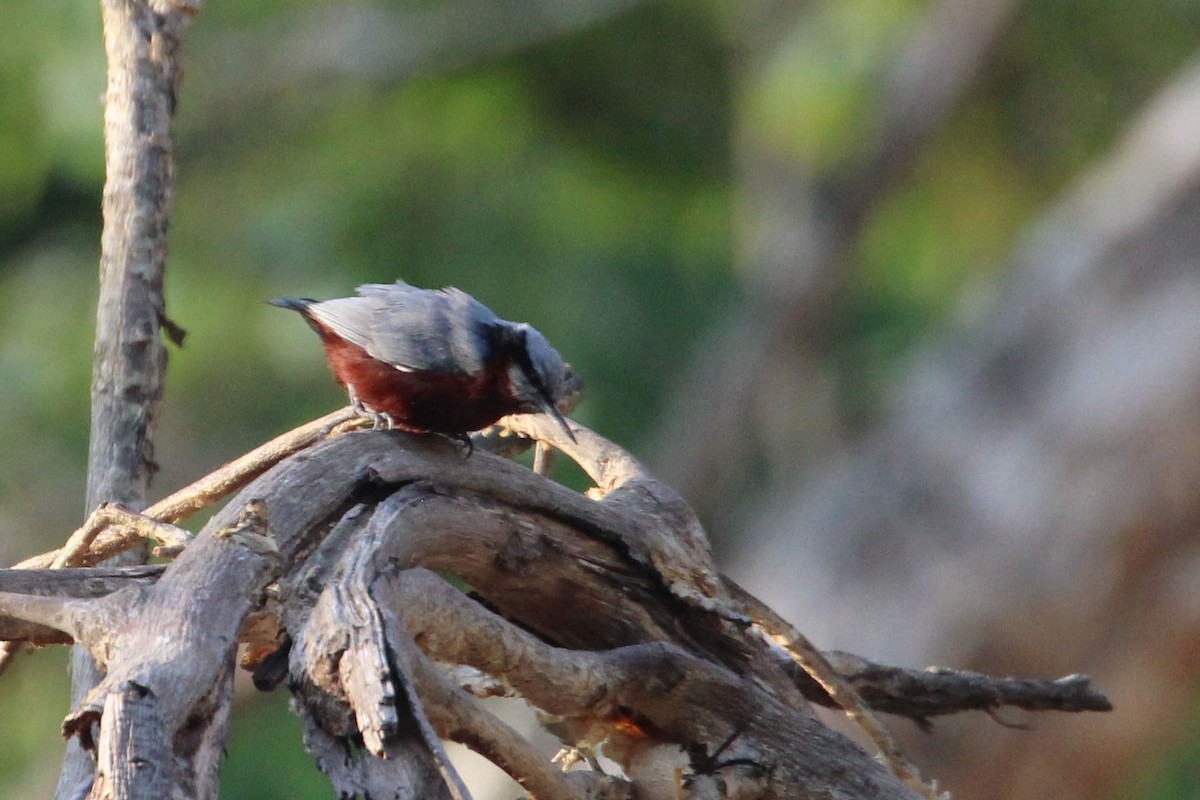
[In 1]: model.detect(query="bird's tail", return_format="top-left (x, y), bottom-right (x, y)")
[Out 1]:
top-left (268, 297), bottom-right (316, 314)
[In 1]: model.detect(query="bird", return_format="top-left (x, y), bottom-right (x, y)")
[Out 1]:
top-left (270, 280), bottom-right (578, 442)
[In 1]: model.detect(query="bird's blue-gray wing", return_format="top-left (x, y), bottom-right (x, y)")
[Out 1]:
top-left (306, 281), bottom-right (498, 374)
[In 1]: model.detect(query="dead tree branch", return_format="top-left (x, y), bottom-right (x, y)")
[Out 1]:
top-left (57, 0), bottom-right (203, 793)
top-left (19, 407), bottom-right (358, 571)
top-left (378, 567), bottom-right (914, 800)
top-left (0, 419), bottom-right (1109, 798)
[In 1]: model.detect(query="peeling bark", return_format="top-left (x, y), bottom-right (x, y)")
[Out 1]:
top-left (0, 420), bottom-right (1109, 798)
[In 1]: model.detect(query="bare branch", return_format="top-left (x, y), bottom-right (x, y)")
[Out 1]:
top-left (0, 593), bottom-right (96, 643)
top-left (91, 683), bottom-right (172, 798)
top-left (55, 505), bottom-right (186, 570)
top-left (144, 407), bottom-right (358, 525)
top-left (65, 0), bottom-right (200, 784)
top-left (4, 415), bottom-right (1105, 798)
top-left (56, 500), bottom-right (277, 800)
top-left (497, 412), bottom-right (726, 609)
top-left (497, 414), bottom-right (941, 796)
top-left (387, 612), bottom-right (618, 800)
top-left (377, 568), bottom-right (921, 800)
top-left (824, 652), bottom-right (1113, 723)
top-left (284, 505), bottom-right (459, 800)
top-left (21, 407), bottom-right (357, 571)
top-left (0, 560), bottom-right (1107, 724)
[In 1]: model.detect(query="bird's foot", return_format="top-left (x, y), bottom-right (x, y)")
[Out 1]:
top-left (370, 411), bottom-right (396, 431)
top-left (551, 747), bottom-right (602, 772)
top-left (350, 393), bottom-right (395, 431)
top-left (349, 388), bottom-right (368, 417)
top-left (447, 432), bottom-right (474, 458)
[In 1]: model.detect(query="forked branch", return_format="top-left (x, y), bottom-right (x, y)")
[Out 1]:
top-left (0, 416), bottom-right (1109, 799)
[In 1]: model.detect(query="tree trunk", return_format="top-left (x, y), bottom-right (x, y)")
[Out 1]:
top-left (58, 0), bottom-right (196, 796)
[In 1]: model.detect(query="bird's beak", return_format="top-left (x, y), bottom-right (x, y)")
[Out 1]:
top-left (536, 393), bottom-right (577, 444)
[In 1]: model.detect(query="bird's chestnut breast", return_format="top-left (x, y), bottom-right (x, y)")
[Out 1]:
top-left (315, 326), bottom-right (519, 434)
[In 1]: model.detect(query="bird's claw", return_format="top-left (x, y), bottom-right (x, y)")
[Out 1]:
top-left (551, 747), bottom-right (603, 773)
top-left (447, 432), bottom-right (474, 457)
top-left (351, 392), bottom-right (395, 431)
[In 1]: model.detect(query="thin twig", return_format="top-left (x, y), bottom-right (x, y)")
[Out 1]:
top-left (0, 409), bottom-right (355, 683)
top-left (822, 651), bottom-right (1113, 721)
top-left (17, 407), bottom-right (357, 570)
top-left (724, 579), bottom-right (945, 799)
top-left (141, 407), bottom-right (360, 525)
top-left (499, 412), bottom-right (940, 795)
top-left (758, 624), bottom-right (943, 799)
top-left (51, 505), bottom-right (188, 569)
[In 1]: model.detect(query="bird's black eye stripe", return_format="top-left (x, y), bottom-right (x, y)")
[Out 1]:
top-left (495, 324), bottom-right (556, 405)
top-left (514, 336), bottom-right (552, 398)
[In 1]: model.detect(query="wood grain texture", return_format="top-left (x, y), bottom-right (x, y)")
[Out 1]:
top-left (63, 0), bottom-right (194, 792)
top-left (0, 424), bottom-right (1108, 799)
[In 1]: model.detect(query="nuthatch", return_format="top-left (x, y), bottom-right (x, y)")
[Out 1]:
top-left (271, 280), bottom-right (578, 441)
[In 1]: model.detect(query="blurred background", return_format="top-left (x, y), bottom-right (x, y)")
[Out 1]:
top-left (3, 0), bottom-right (1200, 797)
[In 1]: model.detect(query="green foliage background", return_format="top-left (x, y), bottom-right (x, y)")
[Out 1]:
top-left (1, 1), bottom-right (1198, 797)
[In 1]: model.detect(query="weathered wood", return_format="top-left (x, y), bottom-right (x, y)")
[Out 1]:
top-left (823, 651), bottom-right (1111, 722)
top-left (270, 434), bottom-right (926, 796)
top-left (287, 504), bottom-right (467, 800)
top-left (89, 683), bottom-right (172, 799)
top-left (0, 421), bottom-right (1109, 798)
top-left (380, 603), bottom-right (610, 800)
top-left (64, 0), bottom-right (202, 792)
top-left (294, 698), bottom-right (457, 800)
top-left (89, 0), bottom-right (177, 518)
top-left (0, 561), bottom-right (1107, 722)
top-left (376, 568), bottom-right (918, 800)
top-left (0, 566), bottom-right (162, 644)
top-left (63, 500), bottom-right (289, 741)
top-left (0, 566), bottom-right (164, 597)
top-left (22, 409), bottom-right (359, 571)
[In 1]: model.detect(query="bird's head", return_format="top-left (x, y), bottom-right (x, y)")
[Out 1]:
top-left (499, 323), bottom-right (578, 442)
